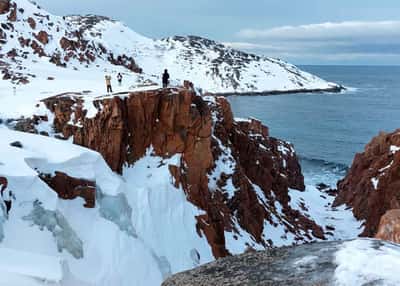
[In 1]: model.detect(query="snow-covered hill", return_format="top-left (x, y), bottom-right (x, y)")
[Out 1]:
top-left (0, 0), bottom-right (341, 97)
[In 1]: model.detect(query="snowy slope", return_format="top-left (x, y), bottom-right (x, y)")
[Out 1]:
top-left (0, 0), bottom-right (341, 98)
top-left (0, 128), bottom-right (216, 285)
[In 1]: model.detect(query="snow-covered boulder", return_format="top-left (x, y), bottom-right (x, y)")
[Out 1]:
top-left (163, 239), bottom-right (400, 286)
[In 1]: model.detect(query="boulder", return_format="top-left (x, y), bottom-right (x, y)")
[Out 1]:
top-left (10, 141), bottom-right (23, 148)
top-left (27, 17), bottom-right (36, 29)
top-left (35, 30), bottom-right (49, 45)
top-left (375, 209), bottom-right (400, 244)
top-left (39, 171), bottom-right (96, 208)
top-left (7, 2), bottom-right (16, 21)
top-left (162, 239), bottom-right (400, 286)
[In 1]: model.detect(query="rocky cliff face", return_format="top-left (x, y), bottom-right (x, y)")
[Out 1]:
top-left (334, 129), bottom-right (400, 237)
top-left (25, 86), bottom-right (325, 258)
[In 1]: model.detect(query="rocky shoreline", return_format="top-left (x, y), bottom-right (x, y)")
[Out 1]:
top-left (215, 84), bottom-right (345, 97)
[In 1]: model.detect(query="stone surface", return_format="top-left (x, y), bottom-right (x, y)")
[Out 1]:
top-left (334, 129), bottom-right (400, 237)
top-left (375, 209), bottom-right (400, 244)
top-left (35, 30), bottom-right (49, 45)
top-left (9, 141), bottom-right (23, 148)
top-left (27, 16), bottom-right (36, 29)
top-left (0, 0), bottom-right (10, 15)
top-left (39, 171), bottom-right (96, 208)
top-left (162, 239), bottom-right (396, 286)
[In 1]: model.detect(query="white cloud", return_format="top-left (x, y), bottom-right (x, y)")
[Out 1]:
top-left (232, 21), bottom-right (400, 64)
top-left (222, 42), bottom-right (280, 51)
top-left (237, 21), bottom-right (400, 41)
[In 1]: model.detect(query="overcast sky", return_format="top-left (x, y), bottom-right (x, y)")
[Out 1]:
top-left (35, 0), bottom-right (400, 65)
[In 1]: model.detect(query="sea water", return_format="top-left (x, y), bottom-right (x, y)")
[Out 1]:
top-left (229, 65), bottom-right (400, 188)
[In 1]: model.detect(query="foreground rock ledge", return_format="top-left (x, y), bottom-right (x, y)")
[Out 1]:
top-left (162, 239), bottom-right (400, 286)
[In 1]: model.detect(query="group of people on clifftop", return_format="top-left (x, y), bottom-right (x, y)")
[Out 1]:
top-left (104, 69), bottom-right (170, 93)
top-left (105, 73), bottom-right (123, 93)
top-left (0, 177), bottom-right (15, 218)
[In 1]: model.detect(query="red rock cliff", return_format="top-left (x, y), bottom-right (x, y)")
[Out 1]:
top-left (334, 129), bottom-right (400, 237)
top-left (40, 86), bottom-right (324, 258)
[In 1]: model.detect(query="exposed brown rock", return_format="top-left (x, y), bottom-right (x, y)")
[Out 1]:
top-left (34, 30), bottom-right (49, 45)
top-left (0, 0), bottom-right (10, 15)
top-left (7, 2), bottom-right (16, 21)
top-left (107, 53), bottom-right (142, 73)
top-left (18, 36), bottom-right (30, 48)
top-left (30, 39), bottom-right (46, 57)
top-left (60, 37), bottom-right (76, 51)
top-left (334, 129), bottom-right (400, 237)
top-left (39, 171), bottom-right (96, 208)
top-left (27, 17), bottom-right (36, 29)
top-left (375, 209), bottom-right (400, 244)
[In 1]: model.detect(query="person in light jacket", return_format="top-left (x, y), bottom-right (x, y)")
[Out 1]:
top-left (105, 75), bottom-right (113, 93)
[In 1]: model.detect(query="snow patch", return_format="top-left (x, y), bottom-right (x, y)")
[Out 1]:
top-left (334, 239), bottom-right (400, 286)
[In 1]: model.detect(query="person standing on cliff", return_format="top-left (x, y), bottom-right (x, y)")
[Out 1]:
top-left (162, 69), bottom-right (170, 88)
top-left (2, 189), bottom-right (15, 217)
top-left (105, 75), bottom-right (113, 93)
top-left (0, 177), bottom-right (14, 218)
top-left (117, 73), bottom-right (123, 86)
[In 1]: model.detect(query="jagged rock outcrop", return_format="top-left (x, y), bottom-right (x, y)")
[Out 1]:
top-left (36, 86), bottom-right (324, 258)
top-left (162, 239), bottom-right (400, 286)
top-left (334, 129), bottom-right (400, 237)
top-left (39, 171), bottom-right (96, 208)
top-left (375, 209), bottom-right (400, 244)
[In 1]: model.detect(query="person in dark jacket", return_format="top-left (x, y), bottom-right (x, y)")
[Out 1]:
top-left (2, 190), bottom-right (15, 216)
top-left (162, 69), bottom-right (170, 88)
top-left (0, 177), bottom-right (14, 217)
top-left (117, 73), bottom-right (123, 86)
